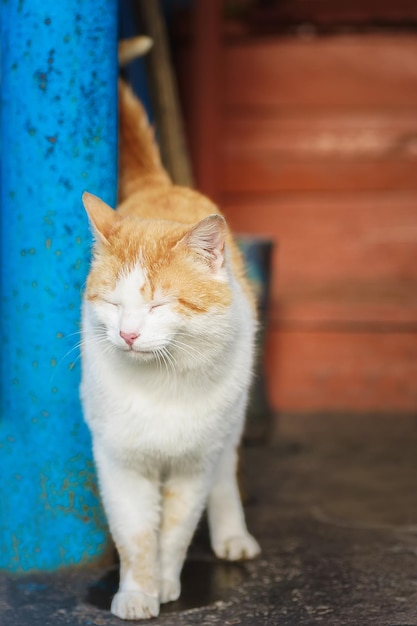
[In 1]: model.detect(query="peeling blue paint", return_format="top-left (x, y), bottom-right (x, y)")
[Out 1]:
top-left (0, 0), bottom-right (118, 571)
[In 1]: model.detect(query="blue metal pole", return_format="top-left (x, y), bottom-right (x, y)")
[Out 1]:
top-left (0, 0), bottom-right (117, 571)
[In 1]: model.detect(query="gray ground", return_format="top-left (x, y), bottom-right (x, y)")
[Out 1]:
top-left (2, 413), bottom-right (417, 625)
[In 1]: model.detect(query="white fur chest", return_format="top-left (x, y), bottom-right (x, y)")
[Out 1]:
top-left (81, 334), bottom-right (251, 468)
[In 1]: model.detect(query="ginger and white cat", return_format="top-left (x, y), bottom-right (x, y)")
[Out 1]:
top-left (80, 80), bottom-right (260, 621)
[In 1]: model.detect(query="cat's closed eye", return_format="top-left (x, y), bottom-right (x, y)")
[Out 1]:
top-left (149, 302), bottom-right (166, 312)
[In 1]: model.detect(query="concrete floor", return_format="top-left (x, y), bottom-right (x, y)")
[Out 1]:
top-left (2, 413), bottom-right (417, 625)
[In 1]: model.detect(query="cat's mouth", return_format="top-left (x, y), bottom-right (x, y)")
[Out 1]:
top-left (122, 345), bottom-right (155, 359)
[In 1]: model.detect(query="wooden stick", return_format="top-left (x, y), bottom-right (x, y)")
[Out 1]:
top-left (135, 0), bottom-right (194, 187)
top-left (189, 0), bottom-right (222, 200)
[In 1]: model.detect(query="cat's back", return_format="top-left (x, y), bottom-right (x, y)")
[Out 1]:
top-left (118, 183), bottom-right (219, 225)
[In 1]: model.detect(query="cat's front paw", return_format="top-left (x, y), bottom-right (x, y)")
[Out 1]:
top-left (160, 578), bottom-right (181, 604)
top-left (111, 590), bottom-right (160, 620)
top-left (213, 532), bottom-right (261, 561)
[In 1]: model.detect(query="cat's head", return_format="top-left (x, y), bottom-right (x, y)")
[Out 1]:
top-left (82, 192), bottom-right (233, 364)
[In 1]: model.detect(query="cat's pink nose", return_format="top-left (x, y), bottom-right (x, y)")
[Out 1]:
top-left (120, 330), bottom-right (139, 347)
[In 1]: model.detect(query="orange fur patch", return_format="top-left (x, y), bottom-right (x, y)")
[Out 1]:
top-left (117, 531), bottom-right (158, 596)
top-left (86, 203), bottom-right (234, 314)
top-left (117, 185), bottom-right (256, 315)
top-left (161, 486), bottom-right (187, 533)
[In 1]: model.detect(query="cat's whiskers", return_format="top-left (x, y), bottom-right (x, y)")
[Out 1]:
top-left (57, 342), bottom-right (82, 368)
top-left (158, 347), bottom-right (169, 372)
top-left (154, 346), bottom-right (173, 377)
top-left (160, 345), bottom-right (177, 375)
top-left (54, 331), bottom-right (107, 377)
top-left (169, 337), bottom-right (211, 367)
top-left (71, 332), bottom-right (110, 361)
top-left (173, 329), bottom-right (217, 349)
top-left (85, 338), bottom-right (117, 375)
top-left (63, 331), bottom-right (114, 368)
top-left (153, 347), bottom-right (164, 373)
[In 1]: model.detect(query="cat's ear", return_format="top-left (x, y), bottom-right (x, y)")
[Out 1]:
top-left (82, 191), bottom-right (118, 243)
top-left (180, 214), bottom-right (227, 274)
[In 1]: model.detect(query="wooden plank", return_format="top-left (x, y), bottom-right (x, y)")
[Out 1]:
top-left (222, 112), bottom-right (417, 191)
top-left (223, 36), bottom-right (417, 108)
top-left (224, 192), bottom-right (417, 317)
top-left (272, 298), bottom-right (417, 328)
top-left (223, 112), bottom-right (417, 158)
top-left (222, 158), bottom-right (417, 192)
top-left (265, 328), bottom-right (417, 412)
top-left (246, 0), bottom-right (417, 31)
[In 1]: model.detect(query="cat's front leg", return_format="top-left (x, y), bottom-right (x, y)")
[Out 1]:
top-left (94, 444), bottom-right (161, 620)
top-left (111, 530), bottom-right (160, 621)
top-left (159, 471), bottom-right (211, 604)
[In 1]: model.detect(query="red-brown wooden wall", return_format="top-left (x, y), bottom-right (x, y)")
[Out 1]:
top-left (175, 22), bottom-right (417, 414)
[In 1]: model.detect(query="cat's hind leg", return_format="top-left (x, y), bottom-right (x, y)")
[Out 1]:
top-left (207, 429), bottom-right (261, 561)
top-left (94, 445), bottom-right (161, 620)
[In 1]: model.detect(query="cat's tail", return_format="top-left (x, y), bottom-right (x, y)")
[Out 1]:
top-left (118, 79), bottom-right (171, 200)
top-left (118, 36), bottom-right (153, 66)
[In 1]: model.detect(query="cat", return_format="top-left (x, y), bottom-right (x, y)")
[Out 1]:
top-left (80, 79), bottom-right (260, 621)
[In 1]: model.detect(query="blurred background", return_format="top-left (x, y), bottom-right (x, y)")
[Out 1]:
top-left (157, 0), bottom-right (417, 422)
top-left (2, 3), bottom-right (417, 620)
